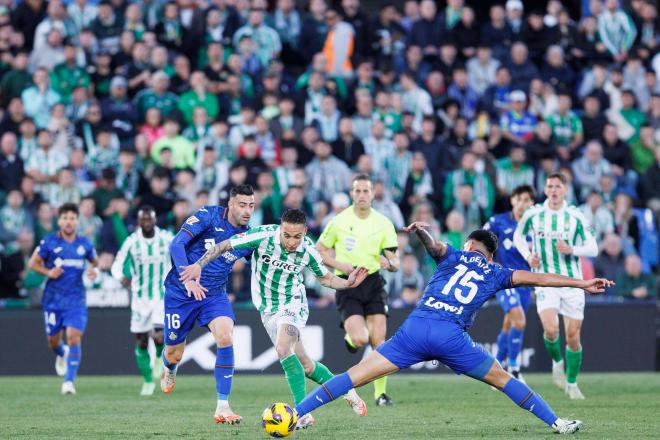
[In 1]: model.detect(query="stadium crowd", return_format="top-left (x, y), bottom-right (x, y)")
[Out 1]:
top-left (0, 0), bottom-right (659, 307)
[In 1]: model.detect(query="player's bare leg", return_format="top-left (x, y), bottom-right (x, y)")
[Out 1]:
top-left (343, 315), bottom-right (369, 353)
top-left (135, 332), bottom-right (155, 396)
top-left (61, 327), bottom-right (83, 395)
top-left (208, 316), bottom-right (241, 424)
top-left (539, 308), bottom-right (565, 389)
top-left (563, 317), bottom-right (585, 400)
top-left (480, 360), bottom-right (582, 434)
top-left (367, 314), bottom-right (391, 405)
top-left (48, 330), bottom-right (68, 377)
top-left (294, 340), bottom-right (367, 417)
top-left (161, 342), bottom-right (184, 393)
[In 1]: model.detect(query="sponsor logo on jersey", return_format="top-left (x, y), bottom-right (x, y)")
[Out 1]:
top-left (77, 245), bottom-right (86, 256)
top-left (260, 254), bottom-right (303, 273)
top-left (344, 236), bottom-right (357, 252)
top-left (536, 230), bottom-right (570, 240)
top-left (423, 296), bottom-right (464, 315)
top-left (504, 228), bottom-right (513, 234)
top-left (54, 247), bottom-right (62, 254)
top-left (222, 251), bottom-right (238, 262)
top-left (215, 227), bottom-right (224, 232)
top-left (54, 257), bottom-right (85, 268)
top-left (186, 216), bottom-right (199, 226)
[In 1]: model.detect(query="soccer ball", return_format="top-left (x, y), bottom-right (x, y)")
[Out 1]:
top-left (262, 402), bottom-right (298, 438)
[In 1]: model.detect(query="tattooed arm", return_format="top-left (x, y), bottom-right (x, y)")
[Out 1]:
top-left (178, 239), bottom-right (234, 283)
top-left (403, 222), bottom-right (448, 260)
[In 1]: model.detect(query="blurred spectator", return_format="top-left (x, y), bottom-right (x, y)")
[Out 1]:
top-left (234, 7), bottom-right (281, 68)
top-left (495, 146), bottom-right (534, 199)
top-left (615, 254), bottom-right (657, 299)
top-left (547, 92), bottom-right (583, 160)
top-left (133, 71), bottom-right (179, 120)
top-left (21, 68), bottom-right (61, 129)
top-left (480, 4), bottom-right (513, 62)
top-left (500, 90), bottom-right (537, 148)
top-left (594, 233), bottom-right (625, 295)
top-left (150, 118), bottom-right (195, 169)
top-left (389, 253), bottom-right (425, 308)
top-left (0, 51), bottom-right (31, 107)
top-left (25, 129), bottom-right (68, 204)
top-left (372, 180), bottom-right (404, 231)
top-left (467, 44), bottom-right (499, 97)
top-left (305, 140), bottom-right (351, 204)
top-left (581, 94), bottom-right (607, 143)
top-left (331, 117), bottom-right (365, 168)
top-left (507, 42), bottom-right (539, 92)
top-left (100, 196), bottom-right (136, 253)
top-left (363, 120), bottom-right (395, 177)
top-left (443, 150), bottom-right (494, 217)
top-left (580, 191), bottom-right (615, 241)
top-left (598, 0), bottom-right (637, 62)
top-left (0, 132), bottom-right (24, 192)
top-left (572, 141), bottom-right (612, 200)
top-left (0, 189), bottom-right (34, 250)
top-left (77, 196), bottom-right (102, 248)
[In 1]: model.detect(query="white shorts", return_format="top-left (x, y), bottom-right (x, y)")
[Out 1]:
top-left (260, 303), bottom-right (309, 345)
top-left (131, 297), bottom-right (165, 334)
top-left (535, 287), bottom-right (585, 320)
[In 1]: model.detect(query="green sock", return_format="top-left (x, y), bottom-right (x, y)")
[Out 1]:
top-left (155, 343), bottom-right (164, 358)
top-left (280, 354), bottom-right (307, 405)
top-left (565, 347), bottom-right (582, 384)
top-left (543, 336), bottom-right (563, 363)
top-left (307, 361), bottom-right (334, 384)
top-left (135, 346), bottom-right (153, 383)
top-left (374, 376), bottom-right (387, 398)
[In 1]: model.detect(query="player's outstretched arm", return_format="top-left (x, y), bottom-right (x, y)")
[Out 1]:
top-left (318, 267), bottom-right (369, 290)
top-left (178, 239), bottom-right (234, 283)
top-left (403, 222), bottom-right (447, 260)
top-left (511, 270), bottom-right (614, 294)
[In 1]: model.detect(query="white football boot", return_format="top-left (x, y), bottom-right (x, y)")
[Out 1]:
top-left (61, 381), bottom-right (76, 395)
top-left (160, 368), bottom-right (177, 393)
top-left (344, 389), bottom-right (367, 416)
top-left (214, 400), bottom-right (242, 424)
top-left (552, 418), bottom-right (583, 434)
top-left (55, 345), bottom-right (69, 377)
top-left (552, 360), bottom-right (566, 390)
top-left (565, 383), bottom-right (585, 400)
top-left (295, 413), bottom-right (315, 430)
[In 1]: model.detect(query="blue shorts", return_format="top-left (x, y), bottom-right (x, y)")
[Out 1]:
top-left (43, 308), bottom-right (88, 336)
top-left (377, 316), bottom-right (495, 378)
top-left (496, 287), bottom-right (532, 313)
top-left (164, 283), bottom-right (235, 346)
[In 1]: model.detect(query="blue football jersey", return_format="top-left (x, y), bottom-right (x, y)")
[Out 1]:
top-left (410, 246), bottom-right (515, 329)
top-left (484, 212), bottom-right (530, 271)
top-left (37, 233), bottom-right (97, 310)
top-left (164, 205), bottom-right (252, 296)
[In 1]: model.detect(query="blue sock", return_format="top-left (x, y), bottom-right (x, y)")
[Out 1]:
top-left (64, 345), bottom-right (81, 382)
top-left (294, 372), bottom-right (353, 417)
top-left (52, 342), bottom-right (65, 357)
top-left (508, 327), bottom-right (524, 369)
top-left (496, 330), bottom-right (509, 363)
top-left (502, 378), bottom-right (557, 426)
top-left (215, 346), bottom-right (234, 400)
top-left (163, 351), bottom-right (177, 372)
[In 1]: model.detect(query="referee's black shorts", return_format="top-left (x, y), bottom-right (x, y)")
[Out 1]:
top-left (335, 272), bottom-right (388, 322)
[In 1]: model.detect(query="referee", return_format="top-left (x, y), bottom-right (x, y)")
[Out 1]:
top-left (317, 174), bottom-right (399, 406)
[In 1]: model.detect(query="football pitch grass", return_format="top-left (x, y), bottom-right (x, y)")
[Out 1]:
top-left (2, 373), bottom-right (659, 439)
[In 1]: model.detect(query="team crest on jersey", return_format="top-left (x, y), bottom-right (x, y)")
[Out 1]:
top-left (76, 245), bottom-right (86, 255)
top-left (54, 257), bottom-right (63, 267)
top-left (186, 216), bottom-right (199, 226)
top-left (169, 332), bottom-right (178, 341)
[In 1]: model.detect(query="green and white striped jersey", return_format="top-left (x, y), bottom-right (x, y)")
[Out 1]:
top-left (111, 227), bottom-right (174, 301)
top-left (229, 224), bottom-right (328, 313)
top-left (514, 201), bottom-right (596, 279)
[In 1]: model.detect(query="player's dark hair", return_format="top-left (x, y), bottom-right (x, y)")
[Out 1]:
top-left (281, 209), bottom-right (307, 225)
top-left (511, 185), bottom-right (536, 199)
top-left (137, 205), bottom-right (156, 216)
top-left (547, 172), bottom-right (567, 185)
top-left (230, 184), bottom-right (254, 198)
top-left (468, 229), bottom-right (498, 255)
top-left (58, 202), bottom-right (79, 218)
top-left (352, 173), bottom-right (372, 185)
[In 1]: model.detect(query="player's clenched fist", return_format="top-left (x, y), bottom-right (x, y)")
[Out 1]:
top-left (48, 267), bottom-right (64, 279)
top-left (527, 254), bottom-right (540, 269)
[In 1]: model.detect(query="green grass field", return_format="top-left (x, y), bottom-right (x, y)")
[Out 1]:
top-left (2, 373), bottom-right (659, 439)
